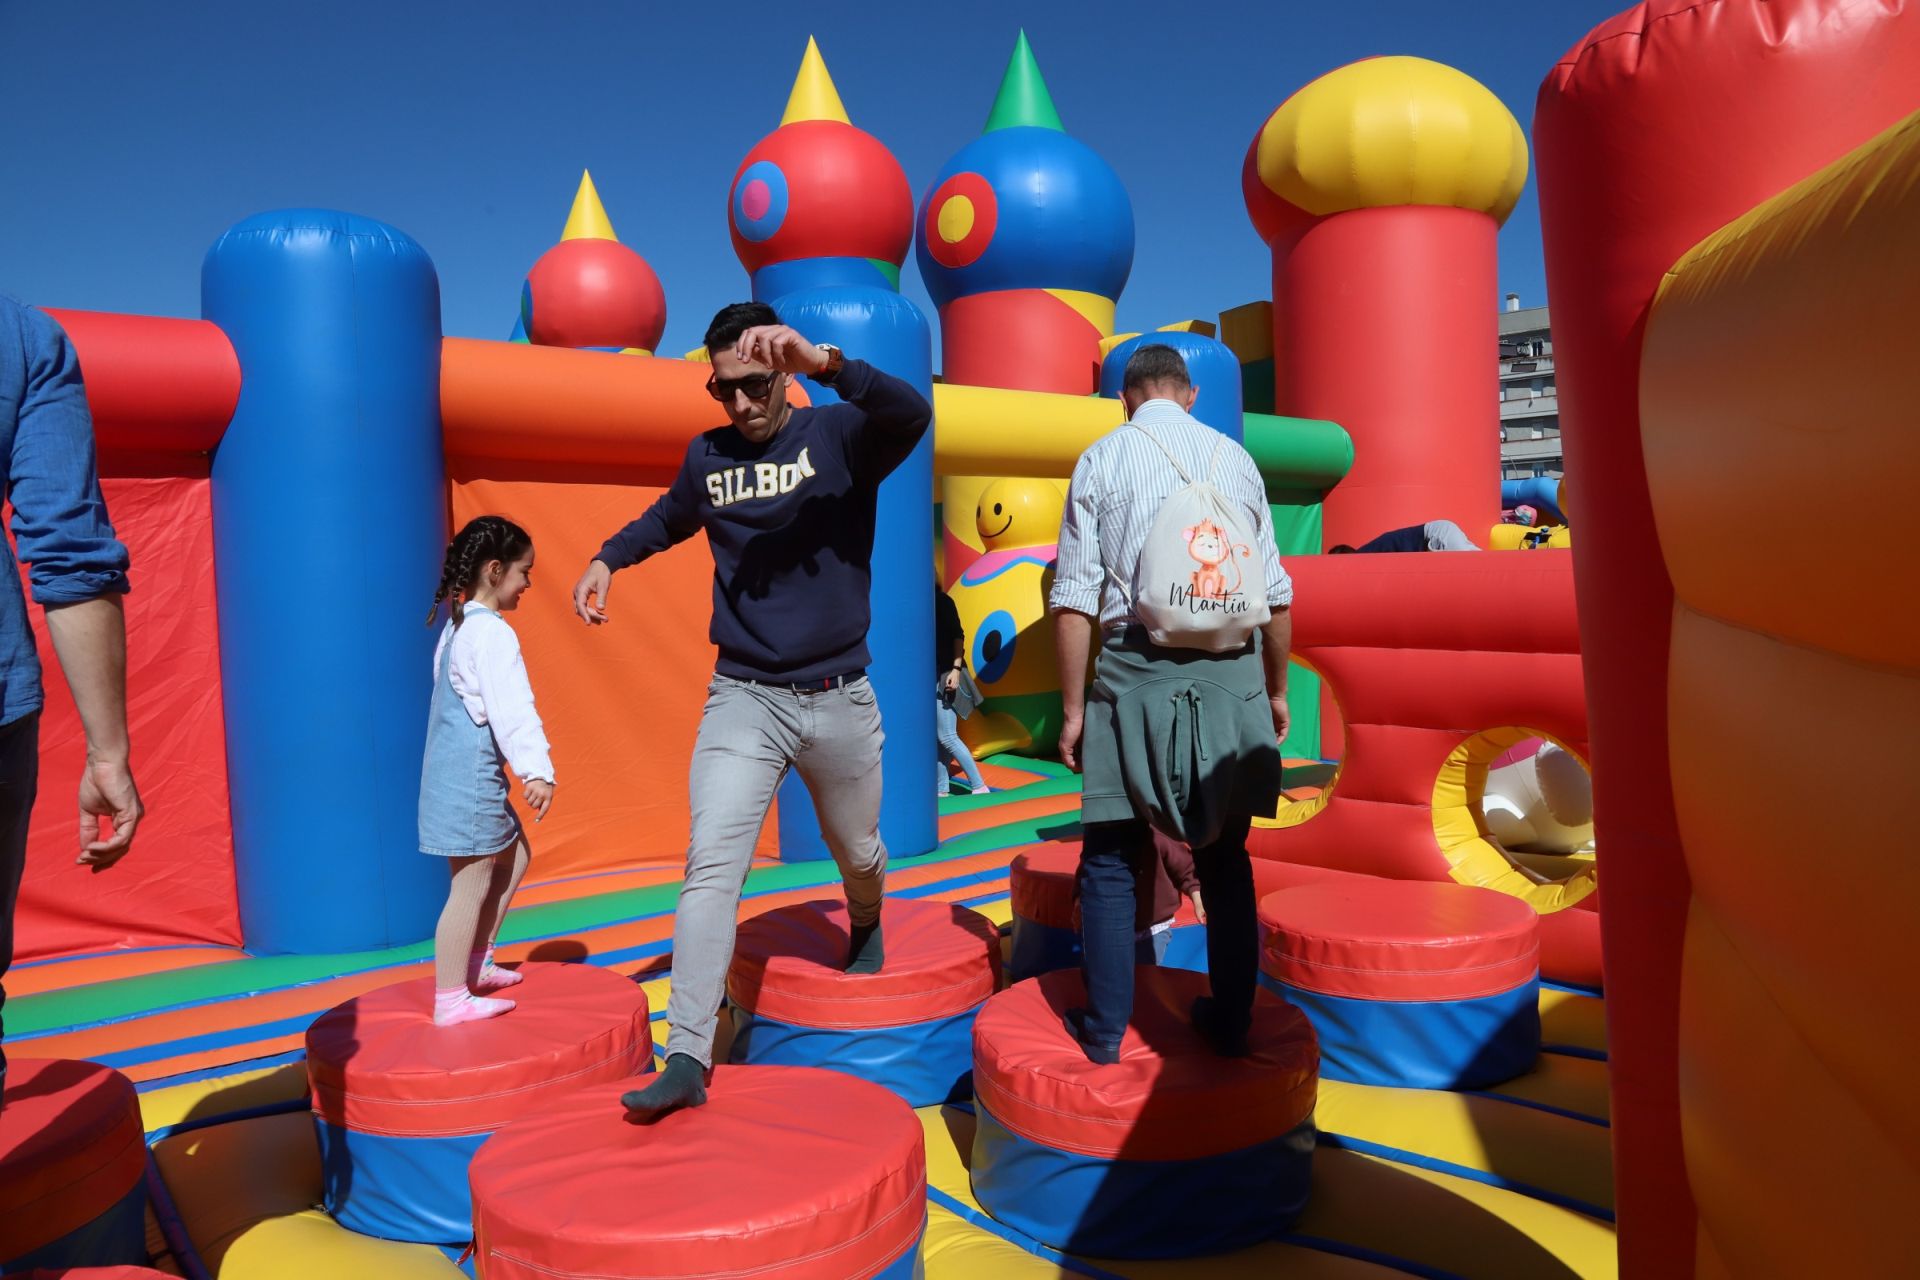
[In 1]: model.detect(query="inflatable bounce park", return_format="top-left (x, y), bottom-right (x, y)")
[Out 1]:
top-left (3, 3), bottom-right (1915, 1277)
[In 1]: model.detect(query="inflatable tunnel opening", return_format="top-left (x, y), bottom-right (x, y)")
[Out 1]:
top-left (1432, 725), bottom-right (1596, 912)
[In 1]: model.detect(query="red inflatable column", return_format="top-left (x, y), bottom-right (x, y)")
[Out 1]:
top-left (1534, 4), bottom-right (1920, 1274)
top-left (1244, 58), bottom-right (1526, 550)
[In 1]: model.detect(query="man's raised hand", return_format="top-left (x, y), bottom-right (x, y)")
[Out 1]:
top-left (734, 325), bottom-right (827, 376)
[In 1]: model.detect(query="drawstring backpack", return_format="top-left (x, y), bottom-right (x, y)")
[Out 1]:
top-left (1110, 422), bottom-right (1271, 651)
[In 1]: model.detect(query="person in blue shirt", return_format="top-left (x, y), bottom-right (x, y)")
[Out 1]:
top-left (570, 301), bottom-right (931, 1118)
top-left (0, 298), bottom-right (145, 1101)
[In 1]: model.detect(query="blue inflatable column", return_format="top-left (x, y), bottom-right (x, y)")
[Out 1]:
top-left (770, 287), bottom-right (937, 863)
top-left (1100, 331), bottom-right (1245, 442)
top-left (204, 210), bottom-right (449, 954)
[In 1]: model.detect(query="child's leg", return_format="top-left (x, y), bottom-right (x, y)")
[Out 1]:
top-left (434, 855), bottom-right (514, 1025)
top-left (472, 836), bottom-right (532, 987)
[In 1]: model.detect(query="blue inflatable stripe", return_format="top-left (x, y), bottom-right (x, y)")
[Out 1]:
top-left (135, 1047), bottom-right (308, 1093)
top-left (1259, 973), bottom-right (1540, 1090)
top-left (0, 1177), bottom-right (147, 1273)
top-left (730, 1004), bottom-right (979, 1107)
top-left (316, 1119), bottom-right (491, 1244)
top-left (1315, 1132), bottom-right (1615, 1222)
top-left (145, 1096), bottom-right (311, 1144)
top-left (85, 1011), bottom-right (322, 1071)
top-left (923, 1186), bottom-right (1132, 1280)
top-left (1542, 1042), bottom-right (1608, 1062)
top-left (1540, 978), bottom-right (1604, 997)
top-left (1278, 1233), bottom-right (1467, 1280)
top-left (145, 1151), bottom-right (215, 1280)
top-left (1462, 1088), bottom-right (1608, 1129)
top-left (970, 1102), bottom-right (1313, 1259)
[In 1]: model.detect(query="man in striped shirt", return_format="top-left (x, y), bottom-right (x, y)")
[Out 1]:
top-left (1049, 344), bottom-right (1294, 1063)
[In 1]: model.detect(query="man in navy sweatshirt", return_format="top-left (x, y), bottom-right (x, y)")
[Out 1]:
top-left (571, 301), bottom-right (931, 1118)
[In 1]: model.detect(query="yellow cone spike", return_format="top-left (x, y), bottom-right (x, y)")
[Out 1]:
top-left (561, 170), bottom-right (619, 242)
top-left (781, 36), bottom-right (850, 126)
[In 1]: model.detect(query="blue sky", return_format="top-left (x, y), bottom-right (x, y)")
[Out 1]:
top-left (0, 2), bottom-right (1616, 358)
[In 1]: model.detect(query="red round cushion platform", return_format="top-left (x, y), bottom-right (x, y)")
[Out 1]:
top-left (469, 1064), bottom-right (927, 1280)
top-left (1009, 846), bottom-right (1078, 927)
top-left (1010, 846), bottom-right (1203, 931)
top-left (972, 967), bottom-right (1318, 1161)
top-left (307, 961), bottom-right (652, 1136)
top-left (728, 897), bottom-right (1000, 1028)
top-left (0, 1060), bottom-right (144, 1264)
top-left (1259, 881), bottom-right (1540, 1001)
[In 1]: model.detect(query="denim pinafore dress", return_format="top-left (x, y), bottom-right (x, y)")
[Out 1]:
top-left (418, 609), bottom-right (521, 857)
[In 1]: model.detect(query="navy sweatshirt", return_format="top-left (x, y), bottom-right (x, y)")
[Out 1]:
top-left (596, 358), bottom-right (933, 682)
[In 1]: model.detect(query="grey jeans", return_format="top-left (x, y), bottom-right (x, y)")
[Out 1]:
top-left (665, 674), bottom-right (888, 1066)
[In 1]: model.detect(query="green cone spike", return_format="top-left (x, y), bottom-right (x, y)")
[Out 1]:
top-left (984, 30), bottom-right (1064, 133)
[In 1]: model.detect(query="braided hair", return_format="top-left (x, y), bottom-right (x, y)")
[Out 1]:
top-left (428, 516), bottom-right (532, 626)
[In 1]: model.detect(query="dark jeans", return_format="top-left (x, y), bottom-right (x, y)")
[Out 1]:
top-left (0, 712), bottom-right (42, 1094)
top-left (1076, 812), bottom-right (1256, 1052)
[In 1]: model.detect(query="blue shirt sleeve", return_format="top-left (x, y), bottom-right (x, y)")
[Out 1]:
top-left (8, 307), bottom-right (130, 605)
top-left (595, 437), bottom-right (706, 571)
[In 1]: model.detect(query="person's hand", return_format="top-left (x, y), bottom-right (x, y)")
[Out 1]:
top-left (734, 325), bottom-right (828, 375)
top-left (573, 560), bottom-right (612, 625)
top-left (1188, 888), bottom-right (1207, 924)
top-left (942, 668), bottom-right (960, 693)
top-left (77, 758), bottom-right (142, 870)
top-left (1059, 709), bottom-right (1084, 772)
top-left (1269, 695), bottom-right (1291, 744)
top-left (524, 779), bottom-right (555, 822)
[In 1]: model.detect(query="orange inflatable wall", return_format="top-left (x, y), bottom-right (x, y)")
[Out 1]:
top-left (1534, 2), bottom-right (1920, 1273)
top-left (1641, 111), bottom-right (1920, 1278)
top-left (448, 458), bottom-right (779, 880)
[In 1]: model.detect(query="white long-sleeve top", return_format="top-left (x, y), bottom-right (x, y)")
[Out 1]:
top-left (433, 604), bottom-right (555, 784)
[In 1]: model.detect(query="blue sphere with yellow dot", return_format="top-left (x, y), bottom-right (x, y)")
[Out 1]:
top-left (916, 126), bottom-right (1134, 310)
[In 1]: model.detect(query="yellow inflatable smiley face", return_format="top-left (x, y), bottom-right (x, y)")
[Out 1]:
top-left (975, 479), bottom-right (1065, 551)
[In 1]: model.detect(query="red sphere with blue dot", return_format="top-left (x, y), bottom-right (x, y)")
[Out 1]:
top-left (728, 121), bottom-right (913, 275)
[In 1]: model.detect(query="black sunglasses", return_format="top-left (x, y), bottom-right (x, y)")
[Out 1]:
top-left (706, 371), bottom-right (779, 402)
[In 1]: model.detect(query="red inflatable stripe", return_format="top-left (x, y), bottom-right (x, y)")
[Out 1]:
top-left (728, 898), bottom-right (1000, 1028)
top-left (1259, 882), bottom-right (1538, 1001)
top-left (471, 1066), bottom-right (925, 1280)
top-left (306, 963), bottom-right (651, 1137)
top-left (972, 968), bottom-right (1317, 1161)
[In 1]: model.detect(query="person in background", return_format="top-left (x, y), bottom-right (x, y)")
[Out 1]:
top-left (934, 583), bottom-right (989, 797)
top-left (1050, 344), bottom-right (1292, 1064)
top-left (1328, 519), bottom-right (1480, 553)
top-left (0, 297), bottom-right (144, 1103)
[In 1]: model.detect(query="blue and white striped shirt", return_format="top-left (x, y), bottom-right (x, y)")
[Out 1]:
top-left (1049, 399), bottom-right (1291, 631)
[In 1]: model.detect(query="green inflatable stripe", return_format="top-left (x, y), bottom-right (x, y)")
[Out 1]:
top-left (1244, 413), bottom-right (1353, 491)
top-left (12, 810), bottom-right (1078, 1036)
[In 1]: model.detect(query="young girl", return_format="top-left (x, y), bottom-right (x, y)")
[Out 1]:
top-left (419, 516), bottom-right (555, 1027)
